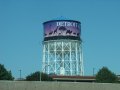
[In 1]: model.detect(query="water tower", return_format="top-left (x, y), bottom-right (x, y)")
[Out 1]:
top-left (42, 20), bottom-right (84, 76)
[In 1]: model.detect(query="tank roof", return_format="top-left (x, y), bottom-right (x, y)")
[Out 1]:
top-left (43, 17), bottom-right (81, 24)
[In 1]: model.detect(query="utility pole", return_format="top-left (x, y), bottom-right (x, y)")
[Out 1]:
top-left (40, 64), bottom-right (50, 81)
top-left (40, 71), bottom-right (41, 81)
top-left (19, 69), bottom-right (21, 80)
top-left (93, 68), bottom-right (95, 76)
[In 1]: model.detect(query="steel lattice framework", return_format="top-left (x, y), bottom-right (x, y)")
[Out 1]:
top-left (42, 40), bottom-right (84, 76)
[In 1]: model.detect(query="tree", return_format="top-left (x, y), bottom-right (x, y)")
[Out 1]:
top-left (96, 67), bottom-right (118, 83)
top-left (0, 64), bottom-right (14, 80)
top-left (26, 71), bottom-right (53, 81)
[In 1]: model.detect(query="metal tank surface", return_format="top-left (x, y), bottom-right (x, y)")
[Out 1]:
top-left (42, 20), bottom-right (84, 76)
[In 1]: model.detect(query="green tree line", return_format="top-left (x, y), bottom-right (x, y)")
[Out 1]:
top-left (0, 63), bottom-right (119, 83)
top-left (0, 64), bottom-right (14, 80)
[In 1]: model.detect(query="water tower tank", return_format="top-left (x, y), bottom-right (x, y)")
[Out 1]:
top-left (42, 20), bottom-right (84, 76)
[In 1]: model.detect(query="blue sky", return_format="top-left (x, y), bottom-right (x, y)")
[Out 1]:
top-left (0, 0), bottom-right (120, 79)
